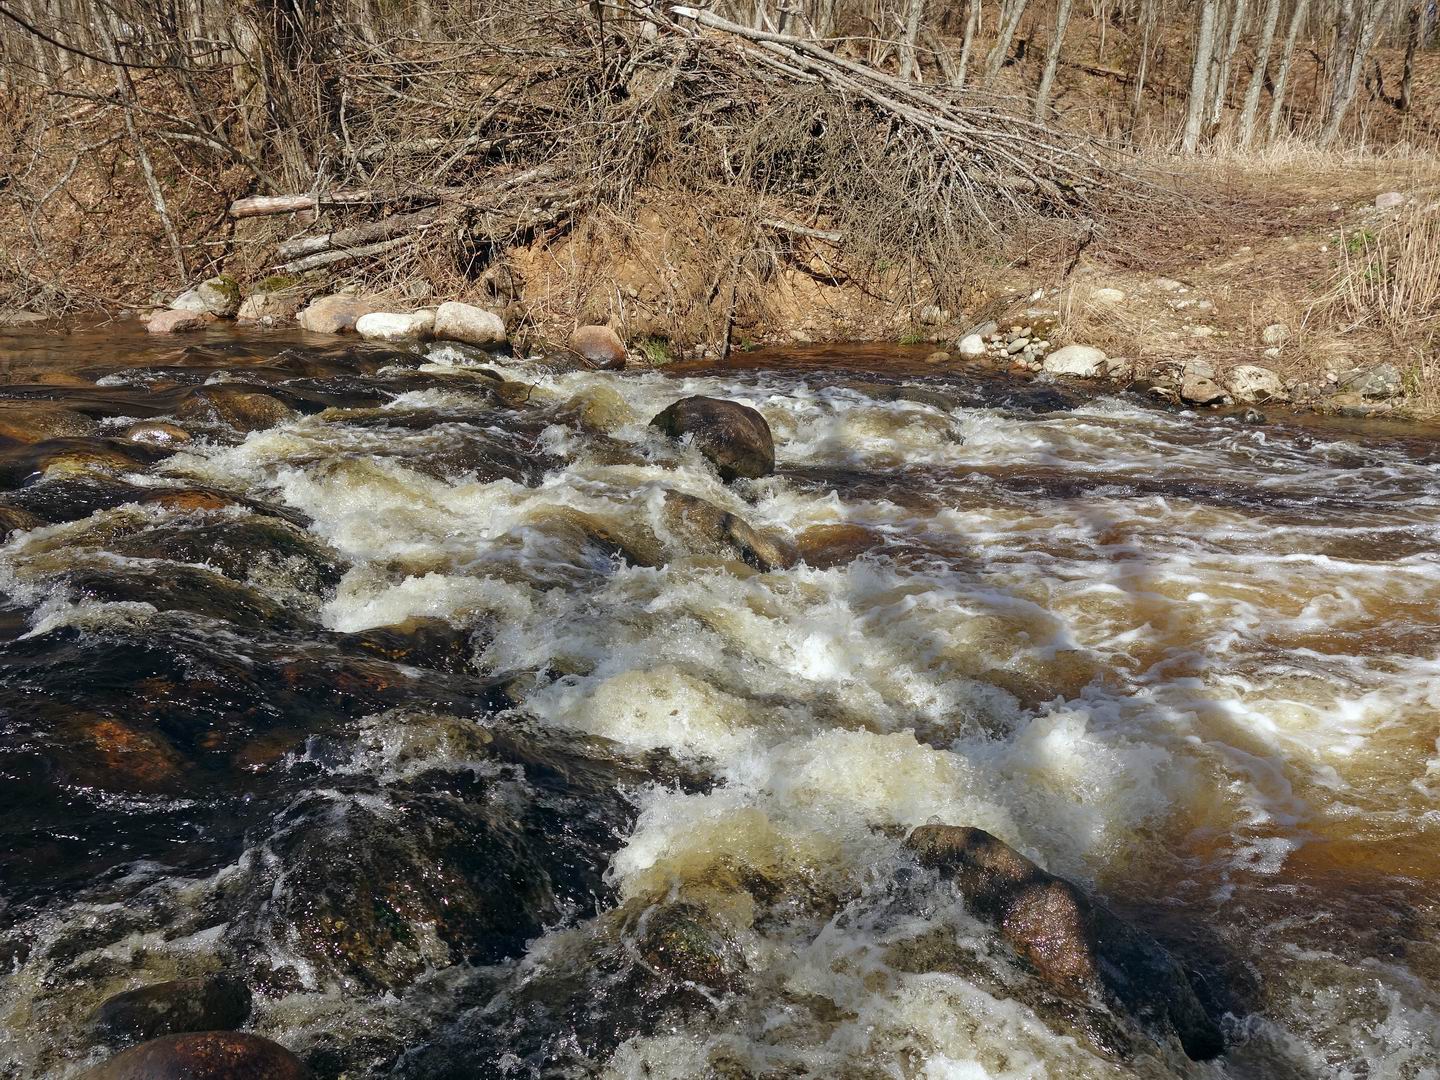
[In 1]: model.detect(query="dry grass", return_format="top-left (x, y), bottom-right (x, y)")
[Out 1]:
top-left (1309, 199), bottom-right (1440, 408)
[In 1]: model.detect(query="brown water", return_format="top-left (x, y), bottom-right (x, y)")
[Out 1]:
top-left (0, 325), bottom-right (1437, 1078)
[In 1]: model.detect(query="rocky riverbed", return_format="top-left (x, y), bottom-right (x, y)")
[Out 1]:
top-left (0, 327), bottom-right (1437, 1078)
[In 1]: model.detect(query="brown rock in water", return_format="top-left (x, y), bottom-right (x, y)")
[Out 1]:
top-left (0, 504), bottom-right (43, 538)
top-left (569, 325), bottom-right (627, 370)
top-left (0, 405), bottom-right (98, 444)
top-left (179, 386), bottom-right (295, 432)
top-left (123, 422), bottom-right (192, 446)
top-left (925, 350), bottom-right (951, 365)
top-left (795, 523), bottom-right (884, 568)
top-left (296, 294), bottom-right (382, 334)
top-left (650, 396), bottom-right (775, 482)
top-left (661, 491), bottom-right (797, 571)
top-left (92, 974), bottom-right (252, 1045)
top-left (339, 616), bottom-right (473, 675)
top-left (147, 310), bottom-right (214, 334)
top-left (80, 1032), bottom-right (310, 1080)
top-left (904, 824), bottom-right (1224, 1061)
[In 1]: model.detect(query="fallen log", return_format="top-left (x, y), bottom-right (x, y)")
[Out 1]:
top-left (274, 206), bottom-right (444, 262)
top-left (229, 189), bottom-right (462, 218)
top-left (272, 236), bottom-right (414, 274)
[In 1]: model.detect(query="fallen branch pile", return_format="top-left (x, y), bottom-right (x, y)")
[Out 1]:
top-left (220, 1), bottom-right (1136, 302)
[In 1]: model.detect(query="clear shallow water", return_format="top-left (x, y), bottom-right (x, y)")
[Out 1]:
top-left (0, 328), bottom-right (1437, 1078)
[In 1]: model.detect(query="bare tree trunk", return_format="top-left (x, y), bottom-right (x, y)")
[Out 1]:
top-left (1128, 0), bottom-right (1158, 138)
top-left (985, 0), bottom-right (1029, 81)
top-left (1033, 0), bottom-right (1075, 117)
top-left (1239, 0), bottom-right (1284, 143)
top-left (1267, 0), bottom-right (1311, 139)
top-left (956, 0), bottom-right (980, 85)
top-left (1182, 0), bottom-right (1220, 151)
top-left (1208, 0), bottom-right (1250, 128)
top-left (1321, 0), bottom-right (1394, 144)
top-left (899, 0), bottom-right (925, 80)
top-left (1400, 2), bottom-right (1419, 111)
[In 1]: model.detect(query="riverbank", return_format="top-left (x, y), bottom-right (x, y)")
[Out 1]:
top-left (5, 146), bottom-right (1438, 420)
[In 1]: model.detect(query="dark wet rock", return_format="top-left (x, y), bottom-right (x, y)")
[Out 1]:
top-left (178, 386), bottom-right (296, 432)
top-left (393, 895), bottom-right (738, 1079)
top-left (650, 396), bottom-right (775, 482)
top-left (529, 505), bottom-right (664, 569)
top-left (1239, 408), bottom-right (1267, 425)
top-left (92, 973), bottom-right (252, 1045)
top-left (107, 515), bottom-right (346, 593)
top-left (887, 385), bottom-right (960, 411)
top-left (0, 440), bottom-right (160, 489)
top-left (0, 404), bottom-right (99, 444)
top-left (637, 901), bottom-right (743, 990)
top-left (0, 504), bottom-right (44, 538)
top-left (221, 728), bottom-right (652, 993)
top-left (80, 1031), bottom-right (310, 1079)
top-left (337, 617), bottom-right (474, 675)
top-left (905, 824), bottom-right (1223, 1061)
top-left (661, 491), bottom-right (797, 571)
top-left (569, 325), bottom-right (627, 369)
top-left (564, 385), bottom-right (636, 433)
top-left (122, 421), bottom-right (192, 446)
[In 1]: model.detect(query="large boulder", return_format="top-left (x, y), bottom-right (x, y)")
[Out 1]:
top-left (147, 309), bottom-right (212, 335)
top-left (171, 276), bottom-right (241, 319)
top-left (92, 974), bottom-right (251, 1045)
top-left (0, 404), bottom-right (98, 443)
top-left (355, 310), bottom-right (435, 343)
top-left (956, 333), bottom-right (986, 359)
top-left (650, 396), bottom-right (775, 482)
top-left (660, 491), bottom-right (797, 571)
top-left (1225, 364), bottom-right (1287, 404)
top-left (569, 325), bottom-right (627, 370)
top-left (297, 295), bottom-right (383, 335)
top-left (1043, 344), bottom-right (1107, 378)
top-left (432, 301), bottom-right (506, 346)
top-left (905, 825), bottom-right (1223, 1062)
top-left (80, 1032), bottom-right (309, 1080)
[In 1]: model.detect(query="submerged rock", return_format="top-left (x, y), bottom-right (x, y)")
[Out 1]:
top-left (905, 824), bottom-right (1224, 1061)
top-left (569, 325), bottom-right (627, 369)
top-left (80, 1032), bottom-right (310, 1079)
top-left (433, 301), bottom-right (506, 346)
top-left (179, 386), bottom-right (296, 432)
top-left (92, 974), bottom-right (252, 1045)
top-left (650, 396), bottom-right (775, 482)
top-left (0, 405), bottom-right (98, 444)
top-left (660, 491), bottom-right (798, 571)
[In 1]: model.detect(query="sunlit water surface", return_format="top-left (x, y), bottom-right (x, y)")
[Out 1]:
top-left (0, 327), bottom-right (1437, 1078)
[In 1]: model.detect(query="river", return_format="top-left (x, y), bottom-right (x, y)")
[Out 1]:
top-left (0, 327), bottom-right (1437, 1078)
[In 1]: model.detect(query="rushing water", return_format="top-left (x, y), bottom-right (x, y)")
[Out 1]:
top-left (0, 326), bottom-right (1438, 1079)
